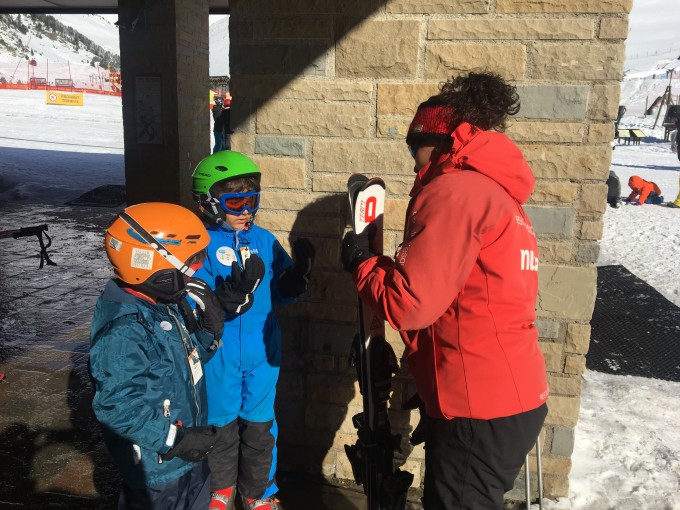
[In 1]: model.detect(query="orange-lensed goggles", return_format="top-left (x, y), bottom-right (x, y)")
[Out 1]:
top-left (218, 191), bottom-right (260, 215)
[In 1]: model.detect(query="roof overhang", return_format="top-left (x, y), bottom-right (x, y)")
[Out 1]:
top-left (0, 0), bottom-right (229, 14)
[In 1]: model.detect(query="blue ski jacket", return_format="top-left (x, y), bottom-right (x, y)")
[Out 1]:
top-left (193, 223), bottom-right (296, 425)
top-left (89, 279), bottom-right (216, 489)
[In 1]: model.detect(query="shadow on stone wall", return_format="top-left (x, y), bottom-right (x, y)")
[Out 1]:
top-left (275, 192), bottom-right (419, 508)
top-left (230, 0), bottom-right (390, 136)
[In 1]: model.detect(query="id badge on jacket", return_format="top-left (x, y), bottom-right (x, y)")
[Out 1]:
top-left (188, 348), bottom-right (203, 385)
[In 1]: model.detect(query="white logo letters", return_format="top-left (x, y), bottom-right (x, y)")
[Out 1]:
top-left (520, 249), bottom-right (539, 271)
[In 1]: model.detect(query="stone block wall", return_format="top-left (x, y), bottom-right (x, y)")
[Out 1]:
top-left (228, 0), bottom-right (631, 500)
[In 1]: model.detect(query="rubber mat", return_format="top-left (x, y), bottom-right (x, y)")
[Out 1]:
top-left (588, 265), bottom-right (680, 382)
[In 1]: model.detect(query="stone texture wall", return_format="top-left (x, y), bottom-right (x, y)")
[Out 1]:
top-left (228, 0), bottom-right (631, 500)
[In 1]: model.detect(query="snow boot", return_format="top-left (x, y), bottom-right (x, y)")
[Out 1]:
top-left (241, 495), bottom-right (283, 510)
top-left (209, 486), bottom-right (236, 510)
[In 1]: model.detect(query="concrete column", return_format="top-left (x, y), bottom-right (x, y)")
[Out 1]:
top-left (118, 0), bottom-right (209, 207)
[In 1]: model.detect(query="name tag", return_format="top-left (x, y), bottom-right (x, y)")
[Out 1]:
top-left (188, 348), bottom-right (203, 385)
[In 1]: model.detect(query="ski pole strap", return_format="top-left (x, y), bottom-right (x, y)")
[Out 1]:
top-left (118, 212), bottom-right (195, 277)
top-left (36, 228), bottom-right (56, 269)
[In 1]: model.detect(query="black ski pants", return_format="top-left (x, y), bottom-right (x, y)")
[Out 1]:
top-left (423, 404), bottom-right (547, 510)
top-left (208, 417), bottom-right (276, 499)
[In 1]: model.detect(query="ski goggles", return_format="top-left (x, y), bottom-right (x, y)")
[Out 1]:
top-left (218, 191), bottom-right (260, 215)
top-left (408, 145), bottom-right (418, 158)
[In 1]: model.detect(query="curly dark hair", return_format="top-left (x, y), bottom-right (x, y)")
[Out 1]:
top-left (437, 72), bottom-right (520, 132)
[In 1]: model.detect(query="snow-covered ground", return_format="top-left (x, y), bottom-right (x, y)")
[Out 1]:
top-left (599, 119), bottom-right (680, 306)
top-left (0, 89), bottom-right (123, 204)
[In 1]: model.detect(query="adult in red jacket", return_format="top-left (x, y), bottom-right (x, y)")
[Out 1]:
top-left (342, 72), bottom-right (549, 510)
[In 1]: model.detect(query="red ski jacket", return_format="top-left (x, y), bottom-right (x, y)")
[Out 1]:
top-left (627, 175), bottom-right (661, 205)
top-left (354, 122), bottom-right (549, 420)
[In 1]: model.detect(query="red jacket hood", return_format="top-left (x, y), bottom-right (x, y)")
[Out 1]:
top-left (411, 122), bottom-right (535, 204)
top-left (628, 175), bottom-right (644, 189)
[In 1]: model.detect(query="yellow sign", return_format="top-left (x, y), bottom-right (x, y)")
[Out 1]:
top-left (45, 91), bottom-right (84, 106)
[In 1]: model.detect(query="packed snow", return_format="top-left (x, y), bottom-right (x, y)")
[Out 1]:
top-left (1, 6), bottom-right (680, 510)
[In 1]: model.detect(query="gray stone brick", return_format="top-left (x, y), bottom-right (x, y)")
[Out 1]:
top-left (516, 85), bottom-right (589, 120)
top-left (525, 206), bottom-right (575, 237)
top-left (536, 318), bottom-right (560, 339)
top-left (231, 43), bottom-right (327, 76)
top-left (255, 136), bottom-right (305, 157)
top-left (552, 426), bottom-right (575, 456)
top-left (576, 241), bottom-right (600, 263)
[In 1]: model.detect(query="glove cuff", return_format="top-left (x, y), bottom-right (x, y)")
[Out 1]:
top-left (166, 423), bottom-right (180, 447)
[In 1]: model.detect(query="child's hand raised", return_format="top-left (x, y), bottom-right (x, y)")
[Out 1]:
top-left (232, 254), bottom-right (265, 294)
top-left (212, 254), bottom-right (265, 317)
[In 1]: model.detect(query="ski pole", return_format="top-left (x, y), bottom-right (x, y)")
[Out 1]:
top-left (536, 438), bottom-right (543, 510)
top-left (524, 453), bottom-right (531, 510)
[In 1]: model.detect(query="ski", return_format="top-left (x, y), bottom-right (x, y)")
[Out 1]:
top-left (345, 174), bottom-right (413, 510)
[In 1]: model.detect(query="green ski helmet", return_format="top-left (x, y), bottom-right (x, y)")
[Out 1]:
top-left (192, 150), bottom-right (261, 225)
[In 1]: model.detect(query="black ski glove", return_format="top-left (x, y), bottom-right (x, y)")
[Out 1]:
top-left (233, 254), bottom-right (266, 294)
top-left (278, 238), bottom-right (315, 298)
top-left (214, 254), bottom-right (265, 316)
top-left (178, 298), bottom-right (199, 334)
top-left (161, 425), bottom-right (219, 462)
top-left (341, 227), bottom-right (374, 273)
top-left (185, 278), bottom-right (225, 348)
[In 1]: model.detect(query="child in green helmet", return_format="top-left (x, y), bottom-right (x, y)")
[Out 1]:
top-left (191, 150), bottom-right (315, 510)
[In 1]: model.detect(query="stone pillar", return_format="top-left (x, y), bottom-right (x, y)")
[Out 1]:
top-left (118, 0), bottom-right (209, 207)
top-left (228, 0), bottom-right (631, 500)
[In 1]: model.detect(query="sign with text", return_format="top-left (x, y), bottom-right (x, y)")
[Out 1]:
top-left (45, 91), bottom-right (84, 106)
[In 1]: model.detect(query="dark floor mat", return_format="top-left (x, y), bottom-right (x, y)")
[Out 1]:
top-left (588, 265), bottom-right (680, 382)
top-left (65, 184), bottom-right (126, 207)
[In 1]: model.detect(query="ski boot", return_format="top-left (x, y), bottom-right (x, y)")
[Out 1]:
top-left (241, 495), bottom-right (283, 510)
top-left (209, 486), bottom-right (236, 510)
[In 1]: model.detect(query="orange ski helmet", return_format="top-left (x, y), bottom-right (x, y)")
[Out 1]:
top-left (105, 202), bottom-right (209, 299)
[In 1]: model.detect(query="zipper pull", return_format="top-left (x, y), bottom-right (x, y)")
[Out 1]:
top-left (163, 399), bottom-right (170, 418)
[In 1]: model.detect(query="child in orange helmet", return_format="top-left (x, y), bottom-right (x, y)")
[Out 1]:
top-left (625, 175), bottom-right (663, 206)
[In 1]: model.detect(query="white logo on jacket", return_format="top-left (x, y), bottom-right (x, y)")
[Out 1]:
top-left (520, 249), bottom-right (539, 271)
top-left (515, 215), bottom-right (535, 236)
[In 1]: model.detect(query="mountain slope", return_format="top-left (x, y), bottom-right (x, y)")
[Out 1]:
top-left (0, 14), bottom-right (119, 68)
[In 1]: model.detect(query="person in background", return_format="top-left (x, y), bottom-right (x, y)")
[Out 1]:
top-left (341, 71), bottom-right (549, 510)
top-left (625, 175), bottom-right (663, 205)
top-left (606, 170), bottom-right (622, 208)
top-left (222, 97), bottom-right (233, 152)
top-left (90, 202), bottom-right (254, 510)
top-left (191, 151), bottom-right (315, 510)
top-left (212, 97), bottom-right (228, 154)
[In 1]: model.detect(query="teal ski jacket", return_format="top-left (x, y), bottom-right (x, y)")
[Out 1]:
top-left (90, 279), bottom-right (216, 489)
